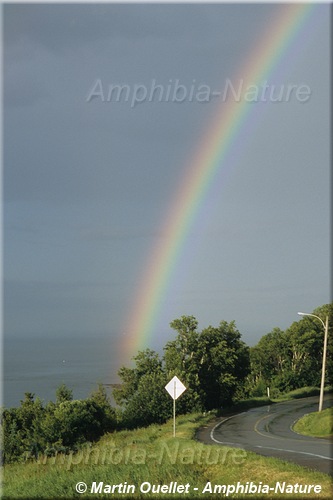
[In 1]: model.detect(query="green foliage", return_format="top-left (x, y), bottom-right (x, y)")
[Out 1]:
top-left (2, 384), bottom-right (117, 464)
top-left (89, 383), bottom-right (117, 432)
top-left (247, 303), bottom-right (333, 396)
top-left (164, 316), bottom-right (203, 413)
top-left (196, 321), bottom-right (250, 409)
top-left (4, 303), bottom-right (331, 466)
top-left (115, 316), bottom-right (250, 426)
top-left (165, 318), bottom-right (250, 411)
top-left (113, 349), bottom-right (173, 427)
top-left (2, 407), bottom-right (26, 462)
top-left (55, 383), bottom-right (73, 404)
top-left (113, 349), bottom-right (162, 407)
top-left (122, 371), bottom-right (172, 427)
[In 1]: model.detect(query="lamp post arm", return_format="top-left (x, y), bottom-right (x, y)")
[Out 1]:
top-left (298, 312), bottom-right (326, 330)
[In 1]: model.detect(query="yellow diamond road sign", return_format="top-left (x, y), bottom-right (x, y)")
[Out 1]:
top-left (165, 376), bottom-right (186, 400)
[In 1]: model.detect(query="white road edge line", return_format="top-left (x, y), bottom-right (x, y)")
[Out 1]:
top-left (254, 445), bottom-right (333, 461)
top-left (210, 412), bottom-right (246, 444)
top-left (210, 413), bottom-right (333, 461)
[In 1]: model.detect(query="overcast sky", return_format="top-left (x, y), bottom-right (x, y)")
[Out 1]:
top-left (4, 3), bottom-right (331, 363)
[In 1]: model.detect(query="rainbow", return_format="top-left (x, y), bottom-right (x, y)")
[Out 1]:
top-left (121, 3), bottom-right (316, 360)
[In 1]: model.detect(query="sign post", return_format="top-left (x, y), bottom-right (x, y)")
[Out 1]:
top-left (165, 376), bottom-right (186, 437)
top-left (173, 379), bottom-right (176, 437)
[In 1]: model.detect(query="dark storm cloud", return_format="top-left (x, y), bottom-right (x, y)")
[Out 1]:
top-left (4, 3), bottom-right (272, 49)
top-left (4, 3), bottom-right (330, 345)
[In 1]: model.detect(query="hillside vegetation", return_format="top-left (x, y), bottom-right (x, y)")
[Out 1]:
top-left (3, 412), bottom-right (333, 499)
top-left (3, 304), bottom-right (332, 466)
top-left (3, 303), bottom-right (333, 499)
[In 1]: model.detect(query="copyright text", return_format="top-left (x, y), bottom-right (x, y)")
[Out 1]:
top-left (75, 480), bottom-right (323, 495)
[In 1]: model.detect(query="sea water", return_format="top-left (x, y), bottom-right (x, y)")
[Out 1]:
top-left (3, 334), bottom-right (122, 408)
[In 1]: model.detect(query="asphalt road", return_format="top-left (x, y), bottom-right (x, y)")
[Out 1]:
top-left (197, 395), bottom-right (333, 476)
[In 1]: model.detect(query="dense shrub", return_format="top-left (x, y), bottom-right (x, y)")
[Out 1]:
top-left (2, 385), bottom-right (116, 463)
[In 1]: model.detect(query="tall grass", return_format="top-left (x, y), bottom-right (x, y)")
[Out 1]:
top-left (3, 412), bottom-right (333, 498)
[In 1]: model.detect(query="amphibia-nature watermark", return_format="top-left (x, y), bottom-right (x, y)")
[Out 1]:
top-left (33, 440), bottom-right (247, 470)
top-left (86, 78), bottom-right (311, 107)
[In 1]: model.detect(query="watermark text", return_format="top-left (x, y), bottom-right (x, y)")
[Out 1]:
top-left (86, 78), bottom-right (312, 107)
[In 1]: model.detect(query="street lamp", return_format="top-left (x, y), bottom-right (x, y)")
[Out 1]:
top-left (297, 312), bottom-right (329, 412)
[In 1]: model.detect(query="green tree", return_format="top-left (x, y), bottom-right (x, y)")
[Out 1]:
top-left (197, 321), bottom-right (250, 408)
top-left (39, 401), bottom-right (60, 448)
top-left (55, 383), bottom-right (73, 404)
top-left (113, 349), bottom-right (172, 426)
top-left (249, 328), bottom-right (287, 391)
top-left (52, 399), bottom-right (107, 446)
top-left (3, 395), bottom-right (47, 463)
top-left (246, 345), bottom-right (268, 395)
top-left (2, 408), bottom-right (25, 463)
top-left (248, 303), bottom-right (333, 393)
top-left (283, 303), bottom-right (333, 389)
top-left (89, 384), bottom-right (117, 433)
top-left (165, 317), bottom-right (250, 410)
top-left (17, 393), bottom-right (45, 459)
top-left (113, 349), bottom-right (163, 407)
top-left (122, 372), bottom-right (171, 427)
top-left (283, 320), bottom-right (321, 389)
top-left (164, 316), bottom-right (202, 413)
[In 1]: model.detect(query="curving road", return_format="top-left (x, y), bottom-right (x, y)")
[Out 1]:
top-left (198, 395), bottom-right (333, 476)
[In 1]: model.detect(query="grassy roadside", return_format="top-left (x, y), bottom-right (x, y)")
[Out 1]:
top-left (272, 386), bottom-right (332, 402)
top-left (218, 386), bottom-right (332, 416)
top-left (3, 412), bottom-right (333, 499)
top-left (293, 407), bottom-right (333, 438)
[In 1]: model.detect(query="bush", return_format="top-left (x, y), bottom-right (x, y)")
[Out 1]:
top-left (2, 385), bottom-right (117, 464)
